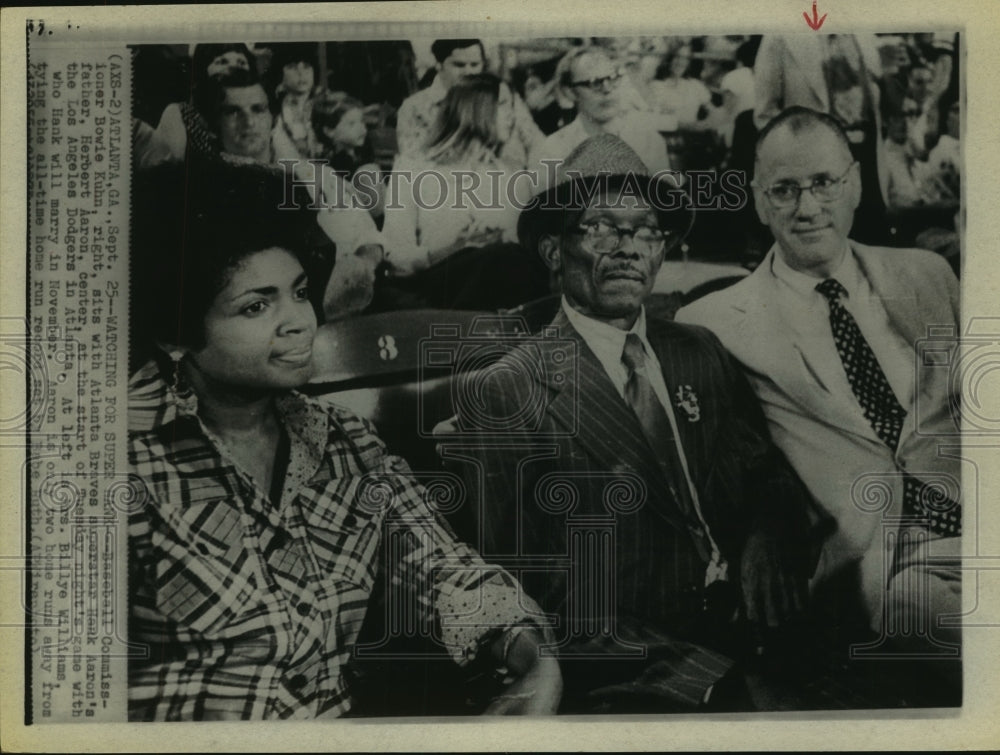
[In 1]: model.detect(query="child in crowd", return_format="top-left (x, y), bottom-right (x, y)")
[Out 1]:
top-left (269, 43), bottom-right (323, 158)
top-left (312, 92), bottom-right (378, 178)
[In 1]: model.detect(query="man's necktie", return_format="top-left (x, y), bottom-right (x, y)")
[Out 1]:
top-left (816, 278), bottom-right (960, 536)
top-left (621, 333), bottom-right (708, 555)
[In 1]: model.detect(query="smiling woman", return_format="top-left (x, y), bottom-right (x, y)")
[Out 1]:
top-left (127, 160), bottom-right (561, 720)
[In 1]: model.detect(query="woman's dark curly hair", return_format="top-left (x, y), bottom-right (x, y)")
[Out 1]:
top-left (130, 159), bottom-right (334, 370)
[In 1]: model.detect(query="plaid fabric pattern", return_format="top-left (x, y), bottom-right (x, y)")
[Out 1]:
top-left (128, 360), bottom-right (535, 720)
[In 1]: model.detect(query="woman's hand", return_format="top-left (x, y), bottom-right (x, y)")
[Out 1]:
top-left (483, 628), bottom-right (562, 715)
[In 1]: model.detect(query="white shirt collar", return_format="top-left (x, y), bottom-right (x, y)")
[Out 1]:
top-left (771, 241), bottom-right (861, 300)
top-left (561, 296), bottom-right (652, 375)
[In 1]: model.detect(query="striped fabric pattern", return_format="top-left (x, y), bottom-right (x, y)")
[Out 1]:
top-left (128, 360), bottom-right (536, 720)
top-left (448, 310), bottom-right (810, 707)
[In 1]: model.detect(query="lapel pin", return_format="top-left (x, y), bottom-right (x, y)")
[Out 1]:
top-left (674, 385), bottom-right (701, 423)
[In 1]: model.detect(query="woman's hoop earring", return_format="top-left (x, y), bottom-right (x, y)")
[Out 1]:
top-left (168, 349), bottom-right (186, 395)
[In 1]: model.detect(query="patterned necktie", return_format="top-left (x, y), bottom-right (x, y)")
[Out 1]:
top-left (816, 278), bottom-right (960, 536)
top-left (621, 333), bottom-right (707, 555)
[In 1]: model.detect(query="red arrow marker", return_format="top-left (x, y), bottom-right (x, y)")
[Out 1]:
top-left (803, 0), bottom-right (828, 30)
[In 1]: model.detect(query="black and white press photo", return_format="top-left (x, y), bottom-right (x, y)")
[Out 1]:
top-left (125, 28), bottom-right (965, 718)
top-left (5, 1), bottom-right (998, 750)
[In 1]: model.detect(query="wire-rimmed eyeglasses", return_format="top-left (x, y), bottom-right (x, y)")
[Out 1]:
top-left (754, 161), bottom-right (857, 209)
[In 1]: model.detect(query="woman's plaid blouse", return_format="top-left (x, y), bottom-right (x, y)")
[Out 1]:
top-left (128, 360), bottom-right (537, 720)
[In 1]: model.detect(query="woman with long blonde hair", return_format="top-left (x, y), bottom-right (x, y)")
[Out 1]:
top-left (379, 73), bottom-right (547, 310)
top-left (421, 72), bottom-right (509, 164)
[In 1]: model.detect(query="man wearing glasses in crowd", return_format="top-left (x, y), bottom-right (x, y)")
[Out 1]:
top-left (677, 107), bottom-right (962, 699)
top-left (531, 46), bottom-right (673, 183)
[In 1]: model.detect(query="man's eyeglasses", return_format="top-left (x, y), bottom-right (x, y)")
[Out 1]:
top-left (569, 220), bottom-right (668, 254)
top-left (755, 162), bottom-right (857, 209)
top-left (568, 72), bottom-right (623, 93)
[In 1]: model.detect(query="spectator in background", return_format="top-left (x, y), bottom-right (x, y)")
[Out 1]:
top-left (919, 98), bottom-right (962, 271)
top-left (716, 39), bottom-right (758, 148)
top-left (150, 43), bottom-right (257, 163)
top-left (926, 99), bottom-right (960, 201)
top-left (881, 35), bottom-right (956, 168)
top-left (722, 38), bottom-right (765, 259)
top-left (202, 69), bottom-right (277, 165)
top-left (531, 46), bottom-right (673, 181)
top-left (884, 96), bottom-right (961, 269)
top-left (313, 92), bottom-right (377, 179)
top-left (269, 43), bottom-right (323, 159)
top-left (312, 91), bottom-right (386, 221)
top-left (906, 64), bottom-right (935, 108)
top-left (380, 73), bottom-right (549, 310)
top-left (510, 57), bottom-right (570, 136)
top-left (692, 37), bottom-right (740, 92)
top-left (492, 79), bottom-right (545, 170)
top-left (643, 43), bottom-right (711, 129)
top-left (754, 34), bottom-right (891, 245)
top-left (925, 35), bottom-right (958, 127)
top-left (884, 96), bottom-right (932, 209)
top-left (876, 35), bottom-right (912, 118)
top-left (200, 69), bottom-right (384, 321)
top-left (618, 38), bottom-right (671, 118)
top-left (396, 38), bottom-right (543, 170)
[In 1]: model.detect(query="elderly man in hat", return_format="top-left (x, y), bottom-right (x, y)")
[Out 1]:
top-left (449, 134), bottom-right (813, 712)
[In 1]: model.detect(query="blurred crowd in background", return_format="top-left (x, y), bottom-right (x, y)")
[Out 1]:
top-left (131, 32), bottom-right (961, 323)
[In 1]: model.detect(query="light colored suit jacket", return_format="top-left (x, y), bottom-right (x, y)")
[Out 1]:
top-left (677, 242), bottom-right (961, 623)
top-left (753, 34), bottom-right (889, 205)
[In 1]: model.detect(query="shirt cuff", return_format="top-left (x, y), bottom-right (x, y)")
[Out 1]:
top-left (437, 575), bottom-right (541, 667)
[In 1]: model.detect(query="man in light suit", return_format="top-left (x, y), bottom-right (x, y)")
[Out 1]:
top-left (754, 34), bottom-right (890, 245)
top-left (677, 108), bottom-right (961, 677)
top-left (448, 134), bottom-right (813, 712)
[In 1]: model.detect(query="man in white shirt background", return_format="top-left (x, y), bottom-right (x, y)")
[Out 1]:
top-left (531, 46), bottom-right (674, 182)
